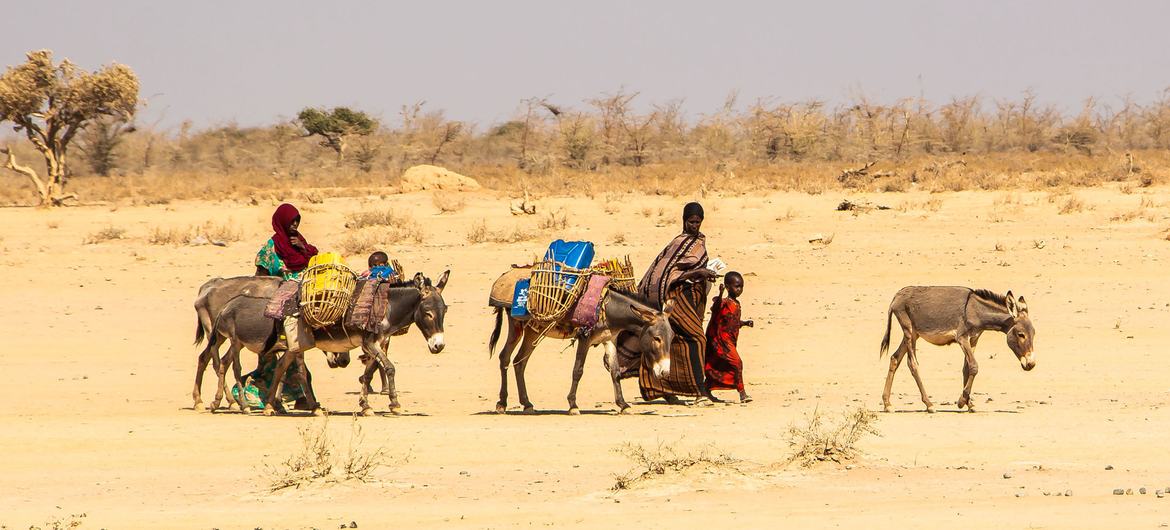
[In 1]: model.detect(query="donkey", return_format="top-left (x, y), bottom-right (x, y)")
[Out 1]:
top-left (193, 276), bottom-right (355, 411)
top-left (207, 271), bottom-right (449, 415)
top-left (879, 286), bottom-right (1036, 413)
top-left (487, 272), bottom-right (674, 414)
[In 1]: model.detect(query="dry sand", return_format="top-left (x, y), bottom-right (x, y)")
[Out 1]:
top-left (2, 186), bottom-right (1169, 529)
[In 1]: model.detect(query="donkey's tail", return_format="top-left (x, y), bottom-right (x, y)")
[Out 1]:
top-left (194, 315), bottom-right (206, 346)
top-left (488, 306), bottom-right (503, 358)
top-left (879, 307), bottom-right (894, 358)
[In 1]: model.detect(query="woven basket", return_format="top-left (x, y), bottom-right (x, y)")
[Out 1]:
top-left (300, 263), bottom-right (357, 328)
top-left (527, 260), bottom-right (589, 322)
top-left (592, 256), bottom-right (636, 293)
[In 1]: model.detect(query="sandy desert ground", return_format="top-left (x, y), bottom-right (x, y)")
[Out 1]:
top-left (2, 185), bottom-right (1170, 529)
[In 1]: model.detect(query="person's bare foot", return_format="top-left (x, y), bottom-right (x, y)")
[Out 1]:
top-left (739, 392), bottom-right (753, 403)
top-left (663, 394), bottom-right (683, 405)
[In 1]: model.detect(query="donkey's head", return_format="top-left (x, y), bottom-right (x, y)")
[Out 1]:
top-left (1004, 291), bottom-right (1036, 371)
top-left (411, 270), bottom-right (450, 353)
top-left (629, 299), bottom-right (675, 378)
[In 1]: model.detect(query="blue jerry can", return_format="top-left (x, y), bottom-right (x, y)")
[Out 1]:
top-left (510, 278), bottom-right (532, 320)
top-left (544, 240), bottom-right (595, 270)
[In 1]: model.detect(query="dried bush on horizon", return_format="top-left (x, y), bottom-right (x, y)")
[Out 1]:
top-left (83, 226), bottom-right (126, 244)
top-left (264, 417), bottom-right (398, 492)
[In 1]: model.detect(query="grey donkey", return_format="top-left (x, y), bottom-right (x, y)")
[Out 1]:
top-left (487, 270), bottom-right (674, 414)
top-left (879, 286), bottom-right (1036, 413)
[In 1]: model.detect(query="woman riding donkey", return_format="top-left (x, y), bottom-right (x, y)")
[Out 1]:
top-left (617, 202), bottom-right (719, 405)
top-left (248, 203), bottom-right (320, 408)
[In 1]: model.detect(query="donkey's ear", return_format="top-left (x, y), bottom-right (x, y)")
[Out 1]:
top-left (1017, 295), bottom-right (1028, 314)
top-left (413, 272), bottom-right (426, 290)
top-left (630, 304), bottom-right (657, 324)
top-left (436, 269), bottom-right (451, 292)
top-left (1005, 291), bottom-right (1018, 318)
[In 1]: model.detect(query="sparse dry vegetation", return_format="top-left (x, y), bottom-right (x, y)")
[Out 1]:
top-left (146, 221), bottom-right (242, 246)
top-left (5, 88), bottom-right (1170, 206)
top-left (1058, 195), bottom-right (1087, 214)
top-left (83, 226), bottom-right (126, 244)
top-left (786, 406), bottom-right (880, 467)
top-left (466, 219), bottom-right (537, 244)
top-left (264, 418), bottom-right (398, 492)
top-left (611, 441), bottom-right (740, 491)
top-left (538, 209), bottom-right (568, 231)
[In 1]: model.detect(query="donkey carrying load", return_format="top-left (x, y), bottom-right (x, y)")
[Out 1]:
top-left (192, 271), bottom-right (449, 415)
top-left (879, 286), bottom-right (1036, 413)
top-left (487, 265), bottom-right (674, 415)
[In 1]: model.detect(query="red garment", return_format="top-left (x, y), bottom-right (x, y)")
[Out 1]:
top-left (704, 296), bottom-right (744, 392)
top-left (271, 203), bottom-right (318, 272)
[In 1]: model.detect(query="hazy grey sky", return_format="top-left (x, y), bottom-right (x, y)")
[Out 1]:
top-left (4, 1), bottom-right (1169, 130)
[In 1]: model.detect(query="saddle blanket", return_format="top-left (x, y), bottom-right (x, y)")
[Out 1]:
top-left (264, 280), bottom-right (301, 320)
top-left (346, 279), bottom-right (392, 332)
top-left (570, 274), bottom-right (610, 329)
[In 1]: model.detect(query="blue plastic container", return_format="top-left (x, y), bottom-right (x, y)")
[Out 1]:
top-left (510, 278), bottom-right (532, 320)
top-left (544, 240), bottom-right (595, 270)
top-left (368, 265), bottom-right (396, 280)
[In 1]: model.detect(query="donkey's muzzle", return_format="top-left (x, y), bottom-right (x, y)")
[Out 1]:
top-left (1020, 353), bottom-right (1036, 371)
top-left (427, 333), bottom-right (446, 354)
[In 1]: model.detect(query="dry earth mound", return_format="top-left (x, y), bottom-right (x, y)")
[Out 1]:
top-left (400, 165), bottom-right (481, 192)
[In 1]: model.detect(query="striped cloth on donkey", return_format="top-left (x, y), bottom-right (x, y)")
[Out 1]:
top-left (346, 279), bottom-right (393, 332)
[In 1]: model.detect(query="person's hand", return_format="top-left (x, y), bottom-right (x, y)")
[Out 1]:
top-left (717, 284), bottom-right (726, 298)
top-left (743, 320), bottom-right (754, 328)
top-left (289, 235), bottom-right (305, 250)
top-left (690, 268), bottom-right (717, 282)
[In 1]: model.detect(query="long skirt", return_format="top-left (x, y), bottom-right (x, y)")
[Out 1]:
top-left (638, 280), bottom-right (709, 399)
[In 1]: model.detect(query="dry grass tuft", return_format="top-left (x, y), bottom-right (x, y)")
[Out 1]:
top-left (466, 219), bottom-right (537, 244)
top-left (611, 441), bottom-right (739, 491)
top-left (786, 406), bottom-right (880, 467)
top-left (1058, 195), bottom-right (1086, 215)
top-left (345, 209), bottom-right (416, 230)
top-left (775, 207), bottom-right (797, 222)
top-left (265, 417), bottom-right (398, 492)
top-left (538, 209), bottom-right (569, 231)
top-left (146, 222), bottom-right (242, 246)
top-left (432, 192), bottom-right (466, 214)
top-left (83, 226), bottom-right (126, 244)
top-left (896, 198), bottom-right (943, 213)
top-left (29, 512), bottom-right (87, 530)
top-left (611, 232), bottom-right (627, 245)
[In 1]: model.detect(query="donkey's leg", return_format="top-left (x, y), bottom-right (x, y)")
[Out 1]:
top-left (378, 336), bottom-right (392, 394)
top-left (262, 350), bottom-right (298, 416)
top-left (292, 354), bottom-right (322, 415)
top-left (213, 342), bottom-right (237, 411)
top-left (605, 341), bottom-right (631, 413)
top-left (904, 339), bottom-right (935, 413)
top-left (193, 339), bottom-right (216, 411)
top-left (881, 338), bottom-right (909, 413)
top-left (956, 338), bottom-right (979, 412)
top-left (496, 318), bottom-right (522, 413)
top-left (514, 330), bottom-right (538, 413)
top-left (566, 340), bottom-right (591, 415)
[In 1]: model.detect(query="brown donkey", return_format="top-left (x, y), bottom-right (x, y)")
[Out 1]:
top-left (879, 286), bottom-right (1036, 413)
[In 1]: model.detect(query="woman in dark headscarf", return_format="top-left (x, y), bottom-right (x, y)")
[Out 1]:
top-left (255, 203), bottom-right (319, 279)
top-left (634, 201), bottom-right (717, 402)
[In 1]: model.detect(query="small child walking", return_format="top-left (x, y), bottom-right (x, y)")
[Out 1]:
top-left (704, 271), bottom-right (754, 403)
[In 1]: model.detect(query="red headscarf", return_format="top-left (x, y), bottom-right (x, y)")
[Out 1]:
top-left (271, 203), bottom-right (318, 272)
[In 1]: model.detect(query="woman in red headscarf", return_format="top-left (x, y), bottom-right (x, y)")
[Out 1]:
top-left (255, 203), bottom-right (318, 279)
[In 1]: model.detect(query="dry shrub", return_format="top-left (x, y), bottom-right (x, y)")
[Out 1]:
top-left (775, 207), bottom-right (797, 222)
top-left (786, 406), bottom-right (880, 467)
top-left (432, 192), bottom-right (466, 214)
top-left (1058, 195), bottom-right (1086, 214)
top-left (47, 220), bottom-right (60, 229)
top-left (338, 230), bottom-right (380, 256)
top-left (148, 226), bottom-right (191, 245)
top-left (265, 417), bottom-right (397, 492)
top-left (611, 441), bottom-right (739, 491)
top-left (538, 209), bottom-right (568, 230)
top-left (639, 206), bottom-right (653, 217)
top-left (611, 232), bottom-right (627, 245)
top-left (83, 226), bottom-right (126, 244)
top-left (345, 209), bottom-right (415, 230)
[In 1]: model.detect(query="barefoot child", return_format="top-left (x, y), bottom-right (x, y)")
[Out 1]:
top-left (704, 271), bottom-right (754, 402)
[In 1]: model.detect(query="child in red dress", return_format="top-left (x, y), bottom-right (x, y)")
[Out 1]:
top-left (704, 271), bottom-right (754, 403)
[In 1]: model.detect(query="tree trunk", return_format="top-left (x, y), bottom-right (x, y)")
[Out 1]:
top-left (2, 147), bottom-right (50, 205)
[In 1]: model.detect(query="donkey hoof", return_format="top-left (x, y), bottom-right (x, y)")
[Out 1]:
top-left (389, 405), bottom-right (403, 415)
top-left (193, 402), bottom-right (206, 412)
top-left (522, 406), bottom-right (536, 415)
top-left (495, 403), bottom-right (507, 414)
top-left (360, 407), bottom-right (375, 417)
top-left (882, 404), bottom-right (892, 413)
top-left (568, 408), bottom-right (581, 416)
top-left (618, 406), bottom-right (631, 415)
top-left (925, 405), bottom-right (936, 414)
top-left (261, 407), bottom-right (276, 417)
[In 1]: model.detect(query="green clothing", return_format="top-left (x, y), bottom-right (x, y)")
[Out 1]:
top-left (256, 238), bottom-right (302, 280)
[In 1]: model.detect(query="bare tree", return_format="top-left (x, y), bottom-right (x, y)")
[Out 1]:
top-left (0, 50), bottom-right (138, 205)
